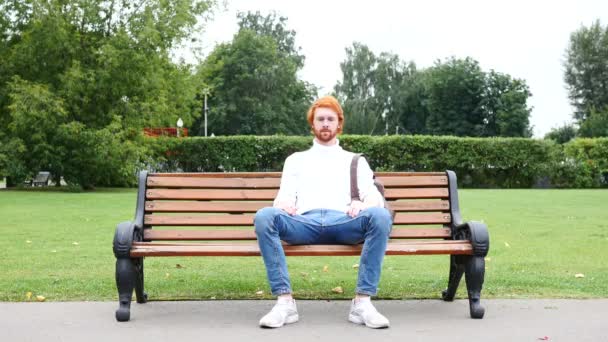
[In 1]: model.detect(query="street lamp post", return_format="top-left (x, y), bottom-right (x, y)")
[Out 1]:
top-left (177, 117), bottom-right (183, 137)
top-left (201, 88), bottom-right (211, 137)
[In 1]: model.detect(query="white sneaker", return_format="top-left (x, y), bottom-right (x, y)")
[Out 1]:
top-left (348, 299), bottom-right (390, 328)
top-left (259, 299), bottom-right (299, 328)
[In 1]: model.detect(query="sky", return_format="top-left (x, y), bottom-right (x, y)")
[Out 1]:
top-left (177, 0), bottom-right (608, 137)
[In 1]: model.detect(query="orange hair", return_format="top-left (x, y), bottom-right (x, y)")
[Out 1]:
top-left (306, 96), bottom-right (344, 134)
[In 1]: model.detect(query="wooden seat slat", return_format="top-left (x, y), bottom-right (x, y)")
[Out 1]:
top-left (145, 200), bottom-right (450, 213)
top-left (146, 175), bottom-right (449, 189)
top-left (148, 172), bottom-right (446, 178)
top-left (130, 241), bottom-right (472, 257)
top-left (142, 227), bottom-right (451, 241)
top-left (147, 177), bottom-right (281, 189)
top-left (145, 201), bottom-right (272, 213)
top-left (146, 188), bottom-right (449, 200)
top-left (144, 212), bottom-right (451, 226)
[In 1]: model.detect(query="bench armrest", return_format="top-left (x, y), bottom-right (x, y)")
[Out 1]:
top-left (452, 221), bottom-right (490, 257)
top-left (113, 221), bottom-right (143, 258)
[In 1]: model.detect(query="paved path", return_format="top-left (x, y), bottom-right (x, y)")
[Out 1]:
top-left (1, 299), bottom-right (606, 341)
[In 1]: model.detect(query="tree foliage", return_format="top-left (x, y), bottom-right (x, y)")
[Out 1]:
top-left (0, 0), bottom-right (215, 186)
top-left (564, 19), bottom-right (608, 129)
top-left (544, 123), bottom-right (578, 144)
top-left (195, 11), bottom-right (316, 136)
top-left (334, 44), bottom-right (532, 137)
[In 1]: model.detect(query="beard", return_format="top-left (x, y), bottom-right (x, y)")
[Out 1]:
top-left (313, 127), bottom-right (338, 143)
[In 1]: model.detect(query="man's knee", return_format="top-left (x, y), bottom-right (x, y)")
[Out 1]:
top-left (254, 207), bottom-right (282, 235)
top-left (362, 207), bottom-right (392, 235)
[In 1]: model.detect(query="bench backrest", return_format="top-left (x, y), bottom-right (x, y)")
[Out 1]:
top-left (140, 172), bottom-right (455, 242)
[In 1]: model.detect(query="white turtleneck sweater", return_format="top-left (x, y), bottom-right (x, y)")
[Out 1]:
top-left (273, 139), bottom-right (383, 215)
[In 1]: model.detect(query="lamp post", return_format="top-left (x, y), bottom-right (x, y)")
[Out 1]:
top-left (177, 117), bottom-right (183, 137)
top-left (201, 88), bottom-right (211, 137)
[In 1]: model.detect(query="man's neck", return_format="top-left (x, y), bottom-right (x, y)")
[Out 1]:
top-left (313, 137), bottom-right (338, 147)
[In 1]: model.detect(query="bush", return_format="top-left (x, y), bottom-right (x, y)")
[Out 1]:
top-left (143, 135), bottom-right (607, 188)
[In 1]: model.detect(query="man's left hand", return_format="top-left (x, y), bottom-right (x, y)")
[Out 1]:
top-left (347, 200), bottom-right (366, 218)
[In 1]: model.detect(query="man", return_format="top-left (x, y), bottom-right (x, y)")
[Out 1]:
top-left (254, 96), bottom-right (393, 329)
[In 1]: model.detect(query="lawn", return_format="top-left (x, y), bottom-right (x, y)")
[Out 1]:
top-left (0, 188), bottom-right (606, 302)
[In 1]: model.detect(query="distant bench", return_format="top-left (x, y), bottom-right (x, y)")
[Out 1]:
top-left (113, 170), bottom-right (490, 322)
top-left (24, 171), bottom-right (50, 187)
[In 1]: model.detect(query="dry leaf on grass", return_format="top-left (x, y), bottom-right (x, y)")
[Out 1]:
top-left (504, 242), bottom-right (510, 248)
top-left (72, 242), bottom-right (79, 246)
top-left (26, 292), bottom-right (32, 300)
top-left (574, 273), bottom-right (585, 278)
top-left (352, 264), bottom-right (359, 269)
top-left (255, 290), bottom-right (264, 296)
top-left (165, 273), bottom-right (170, 278)
top-left (331, 286), bottom-right (343, 294)
top-left (299, 272), bottom-right (309, 277)
top-left (322, 265), bottom-right (329, 272)
top-left (36, 295), bottom-right (46, 302)
top-left (175, 264), bottom-right (184, 269)
top-left (26, 240), bottom-right (32, 244)
top-left (485, 257), bottom-right (491, 262)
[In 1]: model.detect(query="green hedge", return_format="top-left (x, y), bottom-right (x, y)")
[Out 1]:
top-left (144, 135), bottom-right (608, 188)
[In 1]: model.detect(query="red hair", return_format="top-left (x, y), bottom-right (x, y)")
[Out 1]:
top-left (306, 96), bottom-right (344, 134)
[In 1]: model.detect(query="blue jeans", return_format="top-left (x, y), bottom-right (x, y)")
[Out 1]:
top-left (254, 207), bottom-right (392, 296)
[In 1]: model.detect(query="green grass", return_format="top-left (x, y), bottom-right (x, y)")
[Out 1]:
top-left (1, 188), bottom-right (607, 302)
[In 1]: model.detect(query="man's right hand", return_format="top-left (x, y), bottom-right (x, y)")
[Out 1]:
top-left (274, 201), bottom-right (297, 215)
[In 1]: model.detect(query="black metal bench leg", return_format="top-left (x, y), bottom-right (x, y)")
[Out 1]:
top-left (134, 257), bottom-right (148, 304)
top-left (115, 258), bottom-right (136, 321)
top-left (442, 255), bottom-right (465, 301)
top-left (464, 255), bottom-right (485, 319)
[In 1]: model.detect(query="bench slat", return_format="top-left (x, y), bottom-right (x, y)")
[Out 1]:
top-left (146, 188), bottom-right (449, 200)
top-left (130, 241), bottom-right (472, 257)
top-left (142, 227), bottom-right (452, 241)
top-left (146, 175), bottom-right (448, 189)
top-left (144, 213), bottom-right (451, 226)
top-left (148, 172), bottom-right (446, 178)
top-left (145, 200), bottom-right (450, 213)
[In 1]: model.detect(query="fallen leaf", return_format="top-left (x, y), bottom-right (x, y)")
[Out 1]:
top-left (26, 292), bottom-right (32, 300)
top-left (352, 264), bottom-right (359, 269)
top-left (299, 272), bottom-right (309, 277)
top-left (255, 290), bottom-right (264, 296)
top-left (36, 295), bottom-right (46, 302)
top-left (51, 250), bottom-right (57, 253)
top-left (331, 286), bottom-right (343, 294)
top-left (323, 265), bottom-right (329, 272)
top-left (574, 273), bottom-right (585, 278)
top-left (72, 242), bottom-right (79, 246)
top-left (26, 240), bottom-right (32, 244)
top-left (504, 242), bottom-right (510, 248)
top-left (165, 273), bottom-right (170, 278)
top-left (175, 264), bottom-right (184, 269)
top-left (485, 257), bottom-right (491, 262)
top-left (210, 296), bottom-right (216, 300)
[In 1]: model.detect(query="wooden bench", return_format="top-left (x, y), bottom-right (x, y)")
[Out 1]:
top-left (113, 170), bottom-right (490, 322)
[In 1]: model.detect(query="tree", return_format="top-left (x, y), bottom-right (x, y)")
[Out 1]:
top-left (483, 71), bottom-right (533, 137)
top-left (578, 107), bottom-right (608, 137)
top-left (423, 57), bottom-right (487, 136)
top-left (544, 123), bottom-right (578, 144)
top-left (0, 0), bottom-right (215, 186)
top-left (196, 12), bottom-right (316, 136)
top-left (334, 43), bottom-right (420, 135)
top-left (564, 19), bottom-right (608, 129)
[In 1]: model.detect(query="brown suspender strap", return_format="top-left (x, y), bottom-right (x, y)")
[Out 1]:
top-left (350, 154), bottom-right (361, 201)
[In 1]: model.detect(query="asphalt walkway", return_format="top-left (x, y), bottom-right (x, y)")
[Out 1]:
top-left (2, 299), bottom-right (606, 341)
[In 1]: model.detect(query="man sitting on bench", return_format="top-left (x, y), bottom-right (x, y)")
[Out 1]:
top-left (254, 96), bottom-right (393, 329)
